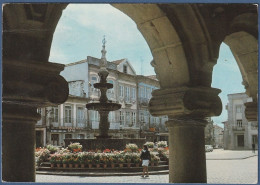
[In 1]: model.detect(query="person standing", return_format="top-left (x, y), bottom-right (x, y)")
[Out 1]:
top-left (252, 143), bottom-right (255, 153)
top-left (140, 145), bottom-right (151, 178)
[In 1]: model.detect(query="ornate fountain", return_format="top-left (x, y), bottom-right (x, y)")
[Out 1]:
top-left (86, 37), bottom-right (121, 138)
top-left (65, 37), bottom-right (145, 150)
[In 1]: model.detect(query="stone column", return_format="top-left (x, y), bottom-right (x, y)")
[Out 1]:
top-left (2, 59), bottom-right (69, 182)
top-left (149, 86), bottom-right (222, 183)
top-left (166, 118), bottom-right (207, 183)
top-left (98, 111), bottom-right (110, 138)
top-left (244, 100), bottom-right (258, 122)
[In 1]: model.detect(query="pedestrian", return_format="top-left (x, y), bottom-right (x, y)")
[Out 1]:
top-left (140, 145), bottom-right (151, 178)
top-left (252, 143), bottom-right (255, 153)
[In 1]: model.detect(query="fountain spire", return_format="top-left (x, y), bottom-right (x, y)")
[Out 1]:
top-left (100, 35), bottom-right (107, 70)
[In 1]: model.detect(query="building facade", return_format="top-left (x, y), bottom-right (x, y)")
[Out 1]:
top-left (36, 56), bottom-right (168, 147)
top-left (223, 93), bottom-right (258, 150)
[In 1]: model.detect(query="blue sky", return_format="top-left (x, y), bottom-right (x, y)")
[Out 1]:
top-left (49, 4), bottom-right (245, 127)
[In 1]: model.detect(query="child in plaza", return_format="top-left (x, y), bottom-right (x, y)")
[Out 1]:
top-left (140, 145), bottom-right (151, 178)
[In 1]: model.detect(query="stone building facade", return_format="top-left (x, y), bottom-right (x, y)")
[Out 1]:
top-left (36, 56), bottom-right (168, 146)
top-left (223, 93), bottom-right (258, 150)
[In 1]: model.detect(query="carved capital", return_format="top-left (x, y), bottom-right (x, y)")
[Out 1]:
top-left (3, 59), bottom-right (69, 107)
top-left (148, 86), bottom-right (222, 118)
top-left (244, 101), bottom-right (258, 122)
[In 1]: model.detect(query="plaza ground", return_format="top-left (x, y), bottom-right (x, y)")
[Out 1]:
top-left (36, 149), bottom-right (258, 184)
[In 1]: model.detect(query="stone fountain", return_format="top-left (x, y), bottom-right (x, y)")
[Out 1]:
top-left (86, 37), bottom-right (121, 138)
top-left (65, 37), bottom-right (145, 150)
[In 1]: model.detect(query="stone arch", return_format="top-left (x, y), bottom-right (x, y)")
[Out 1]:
top-left (224, 31), bottom-right (258, 99)
top-left (113, 4), bottom-right (219, 88)
top-left (224, 12), bottom-right (258, 100)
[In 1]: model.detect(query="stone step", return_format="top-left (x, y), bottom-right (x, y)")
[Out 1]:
top-left (37, 164), bottom-right (169, 172)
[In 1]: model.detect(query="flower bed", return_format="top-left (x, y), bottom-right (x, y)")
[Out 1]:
top-left (35, 143), bottom-right (165, 168)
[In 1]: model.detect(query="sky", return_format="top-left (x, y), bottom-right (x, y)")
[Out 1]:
top-left (49, 4), bottom-right (245, 127)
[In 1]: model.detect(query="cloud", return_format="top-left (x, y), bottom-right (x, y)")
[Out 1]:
top-left (64, 4), bottom-right (144, 45)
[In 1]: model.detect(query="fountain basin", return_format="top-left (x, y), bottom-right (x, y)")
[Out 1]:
top-left (86, 102), bottom-right (121, 111)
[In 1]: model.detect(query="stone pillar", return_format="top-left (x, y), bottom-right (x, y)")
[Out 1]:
top-left (149, 86), bottom-right (222, 183)
top-left (2, 59), bottom-right (69, 182)
top-left (166, 118), bottom-right (207, 183)
top-left (244, 100), bottom-right (258, 122)
top-left (98, 111), bottom-right (110, 138)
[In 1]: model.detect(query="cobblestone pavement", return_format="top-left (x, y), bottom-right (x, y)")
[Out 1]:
top-left (36, 150), bottom-right (258, 184)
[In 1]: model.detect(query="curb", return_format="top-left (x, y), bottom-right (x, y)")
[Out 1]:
top-left (206, 154), bottom-right (258, 160)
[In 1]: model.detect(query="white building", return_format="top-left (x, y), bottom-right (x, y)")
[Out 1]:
top-left (223, 93), bottom-right (258, 150)
top-left (36, 48), bottom-right (168, 146)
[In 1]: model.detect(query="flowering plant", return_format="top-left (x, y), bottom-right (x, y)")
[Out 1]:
top-left (78, 152), bottom-right (88, 164)
top-left (144, 142), bottom-right (154, 148)
top-left (100, 153), bottom-right (109, 164)
top-left (151, 154), bottom-right (160, 162)
top-left (124, 153), bottom-right (132, 163)
top-left (93, 153), bottom-right (101, 164)
top-left (68, 142), bottom-right (82, 153)
top-left (103, 149), bottom-right (111, 153)
top-left (46, 144), bottom-right (59, 154)
top-left (156, 141), bottom-right (168, 148)
top-left (118, 157), bottom-right (125, 164)
top-left (50, 153), bottom-right (63, 164)
top-left (62, 154), bottom-right (70, 164)
top-left (35, 148), bottom-right (50, 166)
top-left (132, 153), bottom-right (141, 164)
top-left (125, 143), bottom-right (138, 152)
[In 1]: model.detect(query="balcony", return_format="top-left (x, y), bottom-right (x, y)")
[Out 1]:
top-left (232, 126), bottom-right (245, 131)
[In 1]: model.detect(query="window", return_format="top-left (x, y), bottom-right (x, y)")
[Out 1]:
top-left (91, 110), bottom-right (99, 122)
top-left (123, 65), bottom-right (127, 73)
top-left (108, 80), bottom-right (114, 93)
top-left (120, 111), bottom-right (124, 125)
top-left (119, 85), bottom-right (124, 97)
top-left (131, 112), bottom-right (136, 125)
top-left (53, 107), bottom-right (59, 122)
top-left (126, 112), bottom-right (131, 125)
top-left (147, 87), bottom-right (151, 99)
top-left (140, 86), bottom-right (144, 98)
top-left (91, 76), bottom-right (98, 89)
top-left (144, 87), bottom-right (147, 98)
top-left (37, 108), bottom-right (42, 114)
top-left (236, 120), bottom-right (242, 127)
top-left (131, 87), bottom-right (136, 100)
top-left (109, 112), bottom-right (115, 122)
top-left (77, 107), bottom-right (84, 123)
top-left (65, 105), bottom-right (72, 123)
top-left (140, 112), bottom-right (144, 122)
top-left (125, 86), bottom-right (130, 102)
top-left (236, 105), bottom-right (242, 113)
top-left (51, 134), bottom-right (59, 145)
top-left (78, 134), bottom-right (85, 139)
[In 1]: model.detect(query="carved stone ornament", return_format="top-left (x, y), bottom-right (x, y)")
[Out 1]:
top-left (148, 86), bottom-right (222, 118)
top-left (3, 59), bottom-right (69, 108)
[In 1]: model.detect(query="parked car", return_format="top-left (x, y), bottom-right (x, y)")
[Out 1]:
top-left (205, 145), bottom-right (213, 152)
